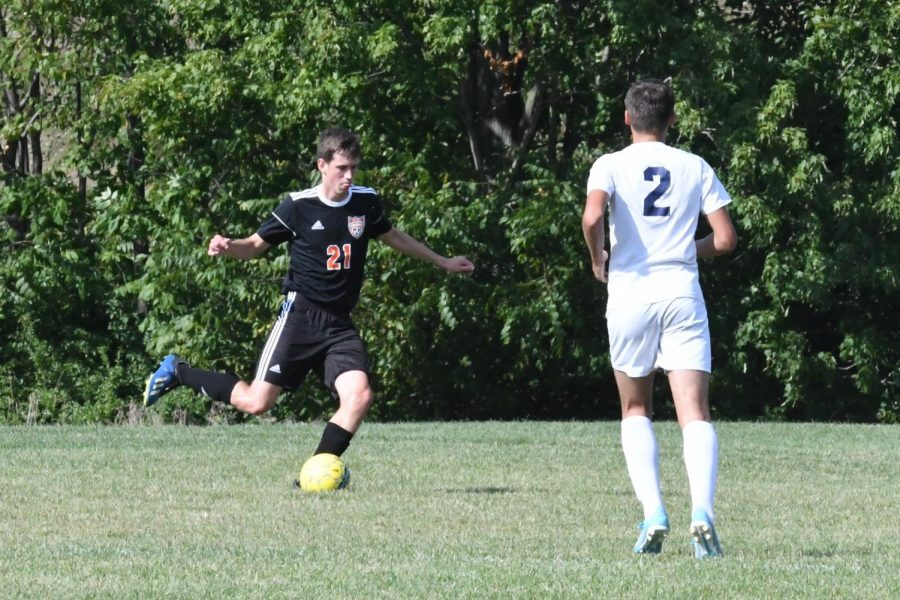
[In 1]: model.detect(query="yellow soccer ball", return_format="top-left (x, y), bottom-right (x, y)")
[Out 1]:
top-left (297, 453), bottom-right (350, 492)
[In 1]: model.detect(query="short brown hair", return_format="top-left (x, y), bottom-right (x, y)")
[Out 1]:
top-left (316, 127), bottom-right (361, 162)
top-left (624, 80), bottom-right (675, 134)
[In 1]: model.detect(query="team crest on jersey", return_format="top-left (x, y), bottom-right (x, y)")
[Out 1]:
top-left (347, 215), bottom-right (365, 239)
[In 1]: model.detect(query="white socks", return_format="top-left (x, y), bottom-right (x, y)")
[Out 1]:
top-left (621, 416), bottom-right (719, 522)
top-left (620, 416), bottom-right (664, 520)
top-left (682, 419), bottom-right (718, 521)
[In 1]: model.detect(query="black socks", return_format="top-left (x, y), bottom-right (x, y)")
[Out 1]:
top-left (175, 364), bottom-right (355, 459)
top-left (314, 422), bottom-right (354, 457)
top-left (176, 363), bottom-right (240, 405)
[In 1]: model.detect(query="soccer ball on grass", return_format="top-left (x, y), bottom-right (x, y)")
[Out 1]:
top-left (296, 453), bottom-right (350, 492)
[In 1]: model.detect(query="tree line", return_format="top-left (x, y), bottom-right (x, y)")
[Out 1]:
top-left (1, 0), bottom-right (898, 423)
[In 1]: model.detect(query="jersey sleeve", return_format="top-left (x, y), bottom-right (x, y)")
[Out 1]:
top-left (699, 159), bottom-right (732, 214)
top-left (256, 195), bottom-right (297, 245)
top-left (586, 155), bottom-right (615, 196)
top-left (367, 193), bottom-right (393, 238)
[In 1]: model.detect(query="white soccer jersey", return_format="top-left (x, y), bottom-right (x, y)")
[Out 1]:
top-left (586, 141), bottom-right (731, 309)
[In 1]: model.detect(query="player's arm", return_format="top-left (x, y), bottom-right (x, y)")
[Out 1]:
top-left (377, 227), bottom-right (475, 273)
top-left (696, 207), bottom-right (738, 259)
top-left (208, 233), bottom-right (271, 260)
top-left (582, 190), bottom-right (609, 282)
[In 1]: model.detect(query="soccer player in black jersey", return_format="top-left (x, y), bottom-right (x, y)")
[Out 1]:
top-left (143, 127), bottom-right (474, 460)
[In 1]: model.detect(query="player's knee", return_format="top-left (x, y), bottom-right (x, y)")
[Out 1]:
top-left (621, 395), bottom-right (644, 409)
top-left (244, 402), bottom-right (270, 416)
top-left (239, 393), bottom-right (275, 416)
top-left (620, 396), bottom-right (651, 416)
top-left (344, 386), bottom-right (373, 414)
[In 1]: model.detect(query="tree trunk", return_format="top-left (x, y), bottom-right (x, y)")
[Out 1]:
top-left (28, 73), bottom-right (41, 175)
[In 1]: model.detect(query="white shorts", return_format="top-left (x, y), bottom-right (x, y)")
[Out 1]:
top-left (606, 297), bottom-right (711, 377)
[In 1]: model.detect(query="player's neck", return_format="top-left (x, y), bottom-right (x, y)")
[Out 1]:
top-left (321, 184), bottom-right (350, 203)
top-left (630, 130), bottom-right (667, 144)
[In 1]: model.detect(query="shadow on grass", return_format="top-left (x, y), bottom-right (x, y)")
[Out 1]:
top-left (442, 487), bottom-right (517, 494)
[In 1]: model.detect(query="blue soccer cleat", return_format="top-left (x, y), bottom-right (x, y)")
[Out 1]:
top-left (690, 508), bottom-right (724, 559)
top-left (634, 506), bottom-right (670, 554)
top-left (143, 354), bottom-right (181, 407)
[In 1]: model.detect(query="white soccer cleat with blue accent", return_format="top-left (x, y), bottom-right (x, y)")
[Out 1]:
top-left (633, 507), bottom-right (670, 554)
top-left (690, 508), bottom-right (724, 559)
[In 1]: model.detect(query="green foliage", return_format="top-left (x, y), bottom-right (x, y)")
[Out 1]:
top-left (724, 0), bottom-right (900, 419)
top-left (0, 177), bottom-right (144, 423)
top-left (361, 177), bottom-right (613, 420)
top-left (1, 0), bottom-right (898, 422)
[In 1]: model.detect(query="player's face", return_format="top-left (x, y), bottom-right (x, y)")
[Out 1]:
top-left (318, 152), bottom-right (359, 201)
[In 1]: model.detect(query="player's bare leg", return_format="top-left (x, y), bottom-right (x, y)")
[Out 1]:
top-left (229, 379), bottom-right (281, 416)
top-left (615, 370), bottom-right (654, 417)
top-left (668, 368), bottom-right (723, 558)
top-left (311, 370), bottom-right (373, 459)
top-left (331, 370), bottom-right (374, 433)
top-left (615, 370), bottom-right (669, 553)
top-left (297, 371), bottom-right (372, 492)
top-left (667, 369), bottom-right (710, 426)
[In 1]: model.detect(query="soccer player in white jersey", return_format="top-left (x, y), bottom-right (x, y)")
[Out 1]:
top-left (582, 80), bottom-right (737, 558)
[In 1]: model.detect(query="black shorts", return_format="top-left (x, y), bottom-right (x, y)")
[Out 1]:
top-left (253, 292), bottom-right (369, 391)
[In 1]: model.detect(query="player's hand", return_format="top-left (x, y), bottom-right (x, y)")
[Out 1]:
top-left (442, 256), bottom-right (475, 273)
top-left (208, 234), bottom-right (232, 257)
top-left (592, 250), bottom-right (609, 283)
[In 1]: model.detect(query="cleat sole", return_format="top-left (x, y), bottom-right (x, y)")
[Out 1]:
top-left (690, 522), bottom-right (723, 558)
top-left (635, 527), bottom-right (669, 554)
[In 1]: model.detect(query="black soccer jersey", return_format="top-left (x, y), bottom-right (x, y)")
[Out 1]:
top-left (256, 185), bottom-right (393, 313)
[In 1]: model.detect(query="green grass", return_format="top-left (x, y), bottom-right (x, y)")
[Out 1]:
top-left (0, 422), bottom-right (897, 599)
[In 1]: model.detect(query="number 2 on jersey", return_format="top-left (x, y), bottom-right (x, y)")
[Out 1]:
top-left (643, 166), bottom-right (671, 217)
top-left (326, 244), bottom-right (352, 270)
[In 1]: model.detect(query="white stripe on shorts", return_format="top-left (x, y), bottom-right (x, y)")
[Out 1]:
top-left (255, 291), bottom-right (296, 381)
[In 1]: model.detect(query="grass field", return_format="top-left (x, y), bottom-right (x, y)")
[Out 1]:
top-left (0, 421), bottom-right (897, 599)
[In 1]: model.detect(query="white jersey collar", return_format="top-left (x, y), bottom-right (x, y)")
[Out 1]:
top-left (317, 184), bottom-right (352, 207)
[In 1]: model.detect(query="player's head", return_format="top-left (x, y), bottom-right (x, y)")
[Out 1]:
top-left (624, 80), bottom-right (675, 135)
top-left (316, 127), bottom-right (361, 163)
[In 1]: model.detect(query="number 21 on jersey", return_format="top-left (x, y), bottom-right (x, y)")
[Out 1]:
top-left (326, 244), bottom-right (352, 270)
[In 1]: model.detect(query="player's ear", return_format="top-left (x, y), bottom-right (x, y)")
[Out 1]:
top-left (624, 110), bottom-right (632, 126)
top-left (316, 157), bottom-right (327, 173)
